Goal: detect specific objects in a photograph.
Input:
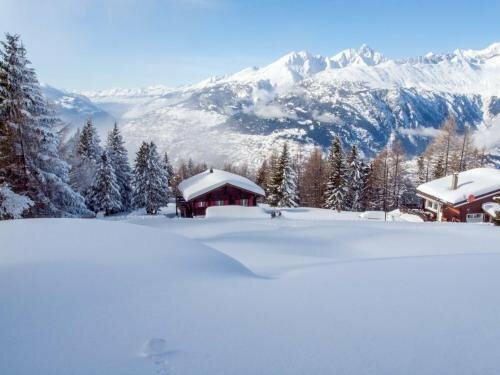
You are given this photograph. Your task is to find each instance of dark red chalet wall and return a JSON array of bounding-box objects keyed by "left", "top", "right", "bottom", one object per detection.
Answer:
[
  {"left": 442, "top": 192, "right": 500, "bottom": 222},
  {"left": 177, "top": 184, "right": 262, "bottom": 217}
]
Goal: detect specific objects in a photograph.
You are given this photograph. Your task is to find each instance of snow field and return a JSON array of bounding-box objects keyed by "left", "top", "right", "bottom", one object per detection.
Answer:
[{"left": 1, "top": 210, "right": 500, "bottom": 374}]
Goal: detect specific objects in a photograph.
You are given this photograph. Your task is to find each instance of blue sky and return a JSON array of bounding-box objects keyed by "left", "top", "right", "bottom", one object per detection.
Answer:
[{"left": 1, "top": 0, "right": 499, "bottom": 90}]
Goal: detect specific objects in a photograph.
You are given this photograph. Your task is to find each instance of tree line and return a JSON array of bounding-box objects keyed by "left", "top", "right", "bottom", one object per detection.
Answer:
[
  {"left": 254, "top": 138, "right": 414, "bottom": 212},
  {"left": 253, "top": 116, "right": 490, "bottom": 211},
  {"left": 60, "top": 119, "right": 173, "bottom": 216},
  {"left": 0, "top": 33, "right": 173, "bottom": 219}
]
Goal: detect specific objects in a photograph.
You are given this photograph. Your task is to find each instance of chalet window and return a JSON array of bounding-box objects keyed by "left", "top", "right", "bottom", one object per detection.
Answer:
[
  {"left": 426, "top": 200, "right": 432, "bottom": 208},
  {"left": 214, "top": 200, "right": 225, "bottom": 206},
  {"left": 466, "top": 213, "right": 483, "bottom": 223},
  {"left": 196, "top": 201, "right": 207, "bottom": 208},
  {"left": 240, "top": 199, "right": 248, "bottom": 206}
]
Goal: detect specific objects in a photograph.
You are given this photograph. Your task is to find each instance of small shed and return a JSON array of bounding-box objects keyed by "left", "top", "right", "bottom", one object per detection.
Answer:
[
  {"left": 176, "top": 168, "right": 265, "bottom": 217},
  {"left": 416, "top": 168, "right": 500, "bottom": 223}
]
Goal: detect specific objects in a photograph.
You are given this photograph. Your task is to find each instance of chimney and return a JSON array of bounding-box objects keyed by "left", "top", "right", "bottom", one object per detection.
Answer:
[
  {"left": 451, "top": 172, "right": 459, "bottom": 190},
  {"left": 209, "top": 167, "right": 213, "bottom": 173}
]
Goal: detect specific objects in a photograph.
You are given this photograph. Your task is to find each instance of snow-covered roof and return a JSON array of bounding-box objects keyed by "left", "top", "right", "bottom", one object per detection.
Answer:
[
  {"left": 178, "top": 169, "right": 265, "bottom": 201},
  {"left": 482, "top": 202, "right": 500, "bottom": 218},
  {"left": 416, "top": 168, "right": 500, "bottom": 205}
]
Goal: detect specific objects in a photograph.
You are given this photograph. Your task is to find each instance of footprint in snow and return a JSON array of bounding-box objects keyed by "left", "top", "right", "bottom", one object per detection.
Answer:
[{"left": 141, "top": 338, "right": 175, "bottom": 375}]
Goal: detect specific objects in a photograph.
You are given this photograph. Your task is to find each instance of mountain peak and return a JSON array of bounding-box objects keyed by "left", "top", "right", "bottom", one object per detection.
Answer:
[
  {"left": 460, "top": 42, "right": 500, "bottom": 60},
  {"left": 331, "top": 44, "right": 386, "bottom": 67},
  {"left": 274, "top": 50, "right": 321, "bottom": 66}
]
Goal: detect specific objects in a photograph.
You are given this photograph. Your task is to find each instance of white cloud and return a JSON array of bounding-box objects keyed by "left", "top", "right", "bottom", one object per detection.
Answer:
[
  {"left": 245, "top": 86, "right": 297, "bottom": 120},
  {"left": 247, "top": 103, "right": 298, "bottom": 120},
  {"left": 312, "top": 110, "right": 339, "bottom": 123},
  {"left": 473, "top": 116, "right": 500, "bottom": 149},
  {"left": 398, "top": 126, "right": 443, "bottom": 137}
]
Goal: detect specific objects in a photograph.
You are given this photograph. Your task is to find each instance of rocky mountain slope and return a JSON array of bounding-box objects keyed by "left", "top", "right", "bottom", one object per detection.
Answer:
[{"left": 52, "top": 43, "right": 500, "bottom": 166}]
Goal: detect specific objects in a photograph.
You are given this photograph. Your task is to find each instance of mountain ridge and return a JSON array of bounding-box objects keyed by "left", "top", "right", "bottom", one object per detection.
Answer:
[{"left": 44, "top": 42, "right": 500, "bottom": 167}]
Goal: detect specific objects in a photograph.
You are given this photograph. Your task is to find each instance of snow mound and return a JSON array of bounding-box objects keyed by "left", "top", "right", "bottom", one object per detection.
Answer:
[
  {"left": 0, "top": 219, "right": 257, "bottom": 374},
  {"left": 178, "top": 169, "right": 265, "bottom": 201},
  {"left": 359, "top": 209, "right": 424, "bottom": 222},
  {"left": 205, "top": 205, "right": 269, "bottom": 219},
  {"left": 0, "top": 219, "right": 254, "bottom": 275}
]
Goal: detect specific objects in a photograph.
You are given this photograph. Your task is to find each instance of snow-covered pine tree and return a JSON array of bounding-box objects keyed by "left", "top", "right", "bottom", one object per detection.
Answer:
[
  {"left": 144, "top": 142, "right": 169, "bottom": 214},
  {"left": 262, "top": 151, "right": 279, "bottom": 203},
  {"left": 362, "top": 161, "right": 379, "bottom": 210},
  {"left": 0, "top": 33, "right": 91, "bottom": 218},
  {"left": 106, "top": 123, "right": 132, "bottom": 210},
  {"left": 0, "top": 184, "right": 33, "bottom": 219},
  {"left": 357, "top": 160, "right": 369, "bottom": 211},
  {"left": 346, "top": 145, "right": 363, "bottom": 211},
  {"left": 162, "top": 152, "right": 174, "bottom": 186},
  {"left": 132, "top": 142, "right": 169, "bottom": 214},
  {"left": 268, "top": 143, "right": 298, "bottom": 207},
  {"left": 77, "top": 118, "right": 101, "bottom": 162},
  {"left": 132, "top": 142, "right": 149, "bottom": 209},
  {"left": 277, "top": 143, "right": 298, "bottom": 207},
  {"left": 323, "top": 137, "right": 347, "bottom": 211},
  {"left": 70, "top": 118, "right": 102, "bottom": 197},
  {"left": 0, "top": 34, "right": 30, "bottom": 196},
  {"left": 87, "top": 151, "right": 122, "bottom": 215}
]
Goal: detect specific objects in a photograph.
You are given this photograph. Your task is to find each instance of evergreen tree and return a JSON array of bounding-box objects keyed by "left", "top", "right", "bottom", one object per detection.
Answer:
[
  {"left": 106, "top": 123, "right": 132, "bottom": 210},
  {"left": 267, "top": 143, "right": 298, "bottom": 207},
  {"left": 0, "top": 33, "right": 91, "bottom": 217},
  {"left": 132, "top": 141, "right": 169, "bottom": 214},
  {"left": 323, "top": 137, "right": 347, "bottom": 211},
  {"left": 87, "top": 152, "right": 122, "bottom": 215},
  {"left": 70, "top": 118, "right": 102, "bottom": 197},
  {"left": 346, "top": 145, "right": 363, "bottom": 211},
  {"left": 358, "top": 160, "right": 369, "bottom": 211},
  {"left": 132, "top": 142, "right": 149, "bottom": 209},
  {"left": 0, "top": 33, "right": 30, "bottom": 195},
  {"left": 362, "top": 161, "right": 379, "bottom": 210},
  {"left": 77, "top": 118, "right": 101, "bottom": 162},
  {"left": 433, "top": 154, "right": 445, "bottom": 178},
  {"left": 163, "top": 152, "right": 174, "bottom": 186}
]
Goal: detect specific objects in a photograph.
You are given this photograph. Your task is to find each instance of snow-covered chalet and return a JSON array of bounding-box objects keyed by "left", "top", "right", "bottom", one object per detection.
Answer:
[
  {"left": 176, "top": 168, "right": 265, "bottom": 217},
  {"left": 416, "top": 168, "right": 500, "bottom": 223}
]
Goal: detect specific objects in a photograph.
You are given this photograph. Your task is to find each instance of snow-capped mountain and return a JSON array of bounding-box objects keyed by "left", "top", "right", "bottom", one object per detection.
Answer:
[
  {"left": 41, "top": 84, "right": 115, "bottom": 137},
  {"left": 54, "top": 43, "right": 500, "bottom": 167}
]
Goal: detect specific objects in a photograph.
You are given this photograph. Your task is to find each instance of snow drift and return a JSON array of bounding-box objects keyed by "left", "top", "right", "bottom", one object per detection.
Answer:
[{"left": 1, "top": 215, "right": 500, "bottom": 374}]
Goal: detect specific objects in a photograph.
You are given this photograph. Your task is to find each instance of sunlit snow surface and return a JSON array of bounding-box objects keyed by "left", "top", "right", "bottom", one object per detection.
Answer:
[{"left": 1, "top": 207, "right": 500, "bottom": 374}]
